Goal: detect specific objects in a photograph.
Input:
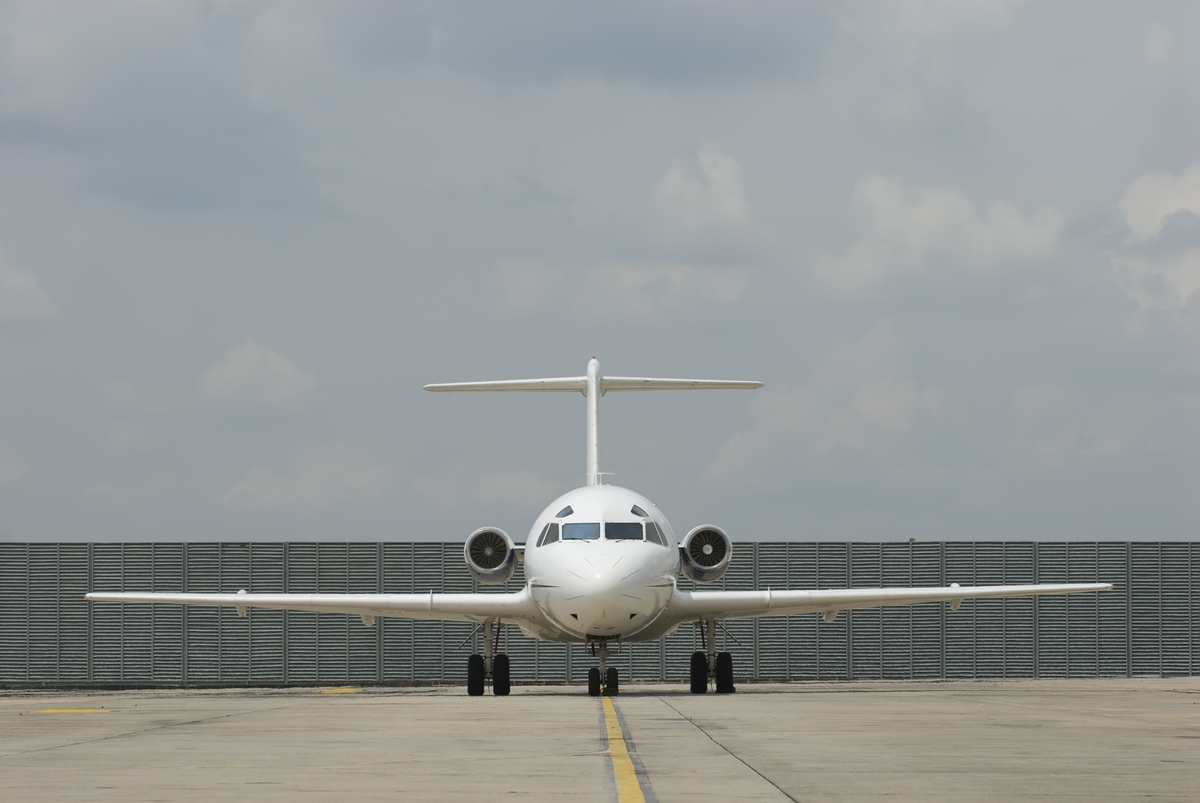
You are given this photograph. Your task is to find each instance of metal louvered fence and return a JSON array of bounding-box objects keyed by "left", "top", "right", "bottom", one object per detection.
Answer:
[{"left": 1, "top": 542, "right": 1196, "bottom": 687}]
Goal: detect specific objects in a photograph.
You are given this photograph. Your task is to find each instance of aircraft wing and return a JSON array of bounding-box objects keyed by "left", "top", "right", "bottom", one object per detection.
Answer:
[
  {"left": 662, "top": 582, "right": 1113, "bottom": 622},
  {"left": 85, "top": 588, "right": 540, "bottom": 625}
]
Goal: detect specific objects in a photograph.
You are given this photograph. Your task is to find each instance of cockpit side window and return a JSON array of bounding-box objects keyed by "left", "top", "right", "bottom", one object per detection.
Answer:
[
  {"left": 605, "top": 522, "right": 643, "bottom": 541},
  {"left": 562, "top": 522, "right": 600, "bottom": 540},
  {"left": 557, "top": 505, "right": 574, "bottom": 517},
  {"left": 538, "top": 522, "right": 560, "bottom": 546},
  {"left": 645, "top": 522, "right": 667, "bottom": 546}
]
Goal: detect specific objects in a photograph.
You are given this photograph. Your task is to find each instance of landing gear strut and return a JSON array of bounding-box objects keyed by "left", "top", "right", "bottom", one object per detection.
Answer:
[
  {"left": 689, "top": 618, "right": 735, "bottom": 694},
  {"left": 587, "top": 638, "right": 619, "bottom": 697},
  {"left": 467, "top": 618, "right": 510, "bottom": 696}
]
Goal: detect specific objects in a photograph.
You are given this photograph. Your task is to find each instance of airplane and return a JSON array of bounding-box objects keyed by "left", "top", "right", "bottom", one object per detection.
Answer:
[{"left": 87, "top": 358, "right": 1112, "bottom": 697}]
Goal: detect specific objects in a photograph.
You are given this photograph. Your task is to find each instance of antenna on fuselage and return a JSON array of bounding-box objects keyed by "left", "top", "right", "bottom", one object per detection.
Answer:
[{"left": 424, "top": 359, "right": 763, "bottom": 486}]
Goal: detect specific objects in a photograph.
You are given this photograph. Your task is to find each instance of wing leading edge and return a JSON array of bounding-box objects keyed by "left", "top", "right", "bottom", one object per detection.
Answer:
[
  {"left": 85, "top": 589, "right": 539, "bottom": 625},
  {"left": 662, "top": 582, "right": 1112, "bottom": 622}
]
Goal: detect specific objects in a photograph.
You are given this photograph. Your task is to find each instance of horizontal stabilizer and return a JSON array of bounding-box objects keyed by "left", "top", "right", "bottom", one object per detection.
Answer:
[
  {"left": 424, "top": 377, "right": 586, "bottom": 392},
  {"left": 424, "top": 376, "right": 762, "bottom": 394},
  {"left": 602, "top": 377, "right": 763, "bottom": 392}
]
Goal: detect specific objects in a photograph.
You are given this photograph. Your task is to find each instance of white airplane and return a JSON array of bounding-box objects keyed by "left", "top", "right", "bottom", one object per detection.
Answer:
[{"left": 88, "top": 359, "right": 1112, "bottom": 697}]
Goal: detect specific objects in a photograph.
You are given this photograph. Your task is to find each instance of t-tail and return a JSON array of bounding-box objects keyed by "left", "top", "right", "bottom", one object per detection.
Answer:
[{"left": 424, "top": 358, "right": 763, "bottom": 485}]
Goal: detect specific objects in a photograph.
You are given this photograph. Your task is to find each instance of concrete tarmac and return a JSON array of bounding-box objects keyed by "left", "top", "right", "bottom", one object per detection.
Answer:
[{"left": 2, "top": 678, "right": 1198, "bottom": 801}]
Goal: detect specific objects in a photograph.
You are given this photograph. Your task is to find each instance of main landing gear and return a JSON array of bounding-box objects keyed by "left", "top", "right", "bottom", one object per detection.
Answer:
[
  {"left": 587, "top": 639, "right": 619, "bottom": 697},
  {"left": 467, "top": 619, "right": 510, "bottom": 696},
  {"left": 689, "top": 617, "right": 735, "bottom": 694}
]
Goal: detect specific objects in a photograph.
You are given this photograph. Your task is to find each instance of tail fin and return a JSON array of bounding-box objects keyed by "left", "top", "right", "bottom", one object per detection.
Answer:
[{"left": 425, "top": 359, "right": 762, "bottom": 485}]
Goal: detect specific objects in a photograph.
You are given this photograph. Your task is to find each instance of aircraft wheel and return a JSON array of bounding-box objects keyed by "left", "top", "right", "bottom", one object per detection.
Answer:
[
  {"left": 467, "top": 654, "right": 485, "bottom": 696},
  {"left": 715, "top": 651, "right": 735, "bottom": 694},
  {"left": 588, "top": 667, "right": 601, "bottom": 697},
  {"left": 689, "top": 651, "right": 708, "bottom": 694},
  {"left": 605, "top": 667, "right": 619, "bottom": 696},
  {"left": 492, "top": 653, "right": 511, "bottom": 696}
]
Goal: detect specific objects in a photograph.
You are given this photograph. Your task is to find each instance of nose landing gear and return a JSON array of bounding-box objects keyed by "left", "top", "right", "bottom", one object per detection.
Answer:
[
  {"left": 467, "top": 618, "right": 510, "bottom": 696},
  {"left": 689, "top": 618, "right": 736, "bottom": 694},
  {"left": 586, "top": 638, "right": 619, "bottom": 697}
]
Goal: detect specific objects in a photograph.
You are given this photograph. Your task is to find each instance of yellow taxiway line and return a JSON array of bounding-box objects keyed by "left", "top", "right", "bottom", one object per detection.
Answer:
[
  {"left": 602, "top": 696, "right": 646, "bottom": 803},
  {"left": 34, "top": 708, "right": 110, "bottom": 714}
]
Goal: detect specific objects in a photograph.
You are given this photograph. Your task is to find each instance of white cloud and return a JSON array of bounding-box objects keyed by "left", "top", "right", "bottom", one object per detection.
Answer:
[
  {"left": 220, "top": 443, "right": 393, "bottom": 511},
  {"left": 818, "top": 176, "right": 1062, "bottom": 294},
  {"left": 708, "top": 322, "right": 941, "bottom": 480},
  {"left": 107, "top": 422, "right": 159, "bottom": 452},
  {"left": 1110, "top": 250, "right": 1200, "bottom": 315},
  {"left": 0, "top": 245, "right": 57, "bottom": 325},
  {"left": 1110, "top": 163, "right": 1200, "bottom": 313},
  {"left": 1118, "top": 164, "right": 1200, "bottom": 241},
  {"left": 576, "top": 262, "right": 748, "bottom": 317},
  {"left": 201, "top": 341, "right": 316, "bottom": 409},
  {"left": 653, "top": 144, "right": 753, "bottom": 243}
]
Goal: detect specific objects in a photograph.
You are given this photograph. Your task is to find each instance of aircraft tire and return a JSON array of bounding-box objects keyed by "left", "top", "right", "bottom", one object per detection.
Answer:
[
  {"left": 689, "top": 651, "right": 708, "bottom": 694},
  {"left": 493, "top": 653, "right": 511, "bottom": 696},
  {"left": 715, "top": 651, "right": 735, "bottom": 694},
  {"left": 467, "top": 654, "right": 486, "bottom": 696},
  {"left": 605, "top": 667, "right": 619, "bottom": 696},
  {"left": 588, "top": 667, "right": 602, "bottom": 697}
]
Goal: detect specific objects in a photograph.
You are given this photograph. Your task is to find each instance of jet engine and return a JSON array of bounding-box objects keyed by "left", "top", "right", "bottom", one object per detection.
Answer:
[
  {"left": 679, "top": 525, "right": 733, "bottom": 583},
  {"left": 464, "top": 527, "right": 516, "bottom": 585}
]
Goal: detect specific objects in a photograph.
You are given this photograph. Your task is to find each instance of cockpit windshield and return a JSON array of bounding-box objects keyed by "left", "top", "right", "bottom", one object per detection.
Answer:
[
  {"left": 537, "top": 522, "right": 560, "bottom": 546},
  {"left": 562, "top": 522, "right": 600, "bottom": 540},
  {"left": 605, "top": 522, "right": 643, "bottom": 540}
]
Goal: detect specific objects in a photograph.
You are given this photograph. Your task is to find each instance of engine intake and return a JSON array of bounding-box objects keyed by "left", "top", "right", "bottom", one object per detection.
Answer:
[
  {"left": 679, "top": 525, "right": 733, "bottom": 583},
  {"left": 464, "top": 527, "right": 516, "bottom": 585}
]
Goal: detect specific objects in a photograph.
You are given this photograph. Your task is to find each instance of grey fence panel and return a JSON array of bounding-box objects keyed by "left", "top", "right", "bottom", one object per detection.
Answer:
[
  {"left": 1193, "top": 544, "right": 1200, "bottom": 677},
  {"left": 944, "top": 542, "right": 976, "bottom": 679},
  {"left": 248, "top": 543, "right": 284, "bottom": 683},
  {"left": 1097, "top": 542, "right": 1130, "bottom": 677},
  {"left": 1036, "top": 543, "right": 1069, "bottom": 678},
  {"left": 90, "top": 543, "right": 126, "bottom": 683},
  {"left": 285, "top": 543, "right": 318, "bottom": 683},
  {"left": 1002, "top": 543, "right": 1034, "bottom": 679},
  {"left": 787, "top": 542, "right": 819, "bottom": 681},
  {"left": 816, "top": 543, "right": 849, "bottom": 680},
  {"left": 1130, "top": 543, "right": 1162, "bottom": 676},
  {"left": 848, "top": 543, "right": 882, "bottom": 680},
  {"left": 757, "top": 543, "right": 790, "bottom": 681},
  {"left": 1, "top": 541, "right": 1197, "bottom": 687},
  {"left": 911, "top": 543, "right": 943, "bottom": 680},
  {"left": 880, "top": 543, "right": 912, "bottom": 680},
  {"left": 381, "top": 542, "right": 415, "bottom": 682},
  {"left": 28, "top": 544, "right": 64, "bottom": 682},
  {"left": 1067, "top": 543, "right": 1100, "bottom": 677},
  {"left": 974, "top": 542, "right": 1006, "bottom": 678},
  {"left": 0, "top": 544, "right": 28, "bottom": 680}
]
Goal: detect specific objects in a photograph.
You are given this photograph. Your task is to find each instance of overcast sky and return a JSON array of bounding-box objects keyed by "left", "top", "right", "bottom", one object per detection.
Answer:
[{"left": 0, "top": 1, "right": 1196, "bottom": 544}]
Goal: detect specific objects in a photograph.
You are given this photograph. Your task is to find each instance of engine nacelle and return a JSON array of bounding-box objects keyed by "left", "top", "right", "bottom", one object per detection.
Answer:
[
  {"left": 464, "top": 527, "right": 516, "bottom": 585},
  {"left": 679, "top": 525, "right": 733, "bottom": 583}
]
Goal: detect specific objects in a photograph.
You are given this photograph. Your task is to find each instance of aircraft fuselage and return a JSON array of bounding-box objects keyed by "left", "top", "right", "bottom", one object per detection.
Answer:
[{"left": 524, "top": 485, "right": 680, "bottom": 642}]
